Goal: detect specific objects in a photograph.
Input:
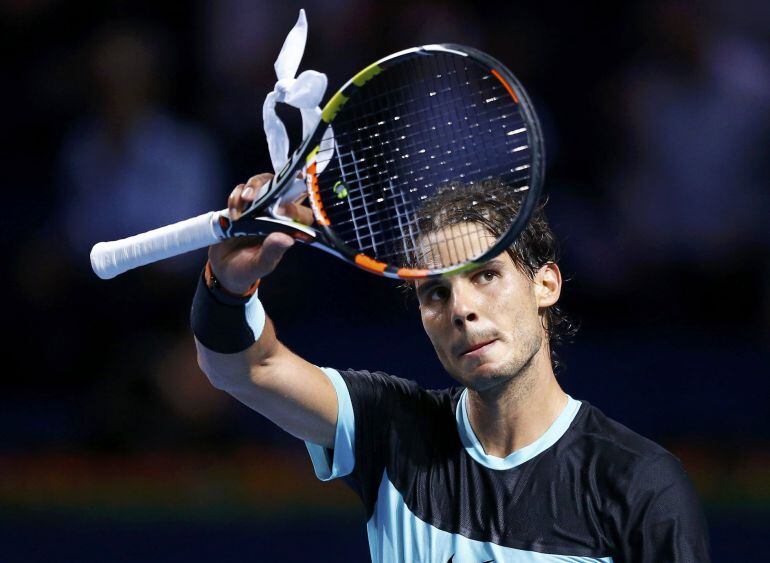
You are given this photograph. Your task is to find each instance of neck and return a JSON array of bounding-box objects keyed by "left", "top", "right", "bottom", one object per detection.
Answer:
[{"left": 465, "top": 344, "right": 567, "bottom": 458}]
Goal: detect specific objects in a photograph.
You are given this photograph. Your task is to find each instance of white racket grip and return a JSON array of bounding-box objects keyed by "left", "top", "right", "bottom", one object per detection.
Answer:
[{"left": 90, "top": 210, "right": 226, "bottom": 279}]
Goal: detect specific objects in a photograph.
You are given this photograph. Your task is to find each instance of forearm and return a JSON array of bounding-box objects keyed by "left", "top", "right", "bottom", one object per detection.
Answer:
[
  {"left": 190, "top": 268, "right": 338, "bottom": 446},
  {"left": 195, "top": 316, "right": 337, "bottom": 446},
  {"left": 195, "top": 314, "right": 280, "bottom": 392}
]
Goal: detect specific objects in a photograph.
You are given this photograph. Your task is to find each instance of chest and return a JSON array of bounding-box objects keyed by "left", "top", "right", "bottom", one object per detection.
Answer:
[{"left": 380, "top": 441, "right": 612, "bottom": 559}]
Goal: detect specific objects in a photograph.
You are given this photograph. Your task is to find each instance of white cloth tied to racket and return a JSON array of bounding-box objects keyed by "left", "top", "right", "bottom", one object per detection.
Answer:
[{"left": 262, "top": 9, "right": 333, "bottom": 204}]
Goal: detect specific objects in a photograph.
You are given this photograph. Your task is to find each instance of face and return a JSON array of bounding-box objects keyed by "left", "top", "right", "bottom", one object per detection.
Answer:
[{"left": 414, "top": 223, "right": 561, "bottom": 392}]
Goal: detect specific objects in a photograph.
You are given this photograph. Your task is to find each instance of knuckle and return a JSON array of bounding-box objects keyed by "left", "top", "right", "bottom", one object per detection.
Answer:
[{"left": 247, "top": 173, "right": 272, "bottom": 187}]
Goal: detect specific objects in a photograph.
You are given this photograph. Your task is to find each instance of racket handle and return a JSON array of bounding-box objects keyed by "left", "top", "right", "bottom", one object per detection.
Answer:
[{"left": 90, "top": 210, "right": 226, "bottom": 279}]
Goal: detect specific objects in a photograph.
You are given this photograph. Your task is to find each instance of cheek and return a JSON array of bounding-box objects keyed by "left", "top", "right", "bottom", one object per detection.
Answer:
[
  {"left": 420, "top": 304, "right": 443, "bottom": 327},
  {"left": 421, "top": 310, "right": 450, "bottom": 352},
  {"left": 420, "top": 309, "right": 433, "bottom": 333},
  {"left": 494, "top": 283, "right": 538, "bottom": 329},
  {"left": 492, "top": 281, "right": 520, "bottom": 309}
]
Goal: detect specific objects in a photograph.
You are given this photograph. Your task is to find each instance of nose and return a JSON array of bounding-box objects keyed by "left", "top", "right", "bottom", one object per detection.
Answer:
[{"left": 450, "top": 284, "right": 479, "bottom": 329}]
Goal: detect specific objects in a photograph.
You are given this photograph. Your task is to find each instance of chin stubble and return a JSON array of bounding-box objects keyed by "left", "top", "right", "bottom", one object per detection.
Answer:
[{"left": 473, "top": 332, "right": 542, "bottom": 392}]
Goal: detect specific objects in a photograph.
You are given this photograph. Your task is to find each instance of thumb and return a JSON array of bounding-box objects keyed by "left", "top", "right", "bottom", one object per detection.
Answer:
[{"left": 255, "top": 232, "right": 295, "bottom": 275}]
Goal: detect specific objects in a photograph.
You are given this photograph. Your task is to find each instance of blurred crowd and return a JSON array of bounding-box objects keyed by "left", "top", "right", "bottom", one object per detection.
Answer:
[
  {"left": 2, "top": 1, "right": 768, "bottom": 559},
  {"left": 2, "top": 0, "right": 769, "bottom": 490}
]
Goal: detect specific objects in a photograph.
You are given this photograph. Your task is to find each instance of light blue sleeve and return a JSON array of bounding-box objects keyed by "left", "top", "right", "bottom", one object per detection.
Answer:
[{"left": 304, "top": 367, "right": 356, "bottom": 481}]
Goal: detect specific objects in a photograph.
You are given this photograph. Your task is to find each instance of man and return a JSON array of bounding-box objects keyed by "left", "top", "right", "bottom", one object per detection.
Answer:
[{"left": 191, "top": 173, "right": 710, "bottom": 562}]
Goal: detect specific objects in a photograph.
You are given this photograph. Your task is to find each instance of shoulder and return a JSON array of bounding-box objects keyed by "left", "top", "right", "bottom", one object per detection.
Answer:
[
  {"left": 571, "top": 401, "right": 678, "bottom": 464},
  {"left": 567, "top": 401, "right": 700, "bottom": 510},
  {"left": 339, "top": 368, "right": 460, "bottom": 401},
  {"left": 337, "top": 368, "right": 462, "bottom": 421}
]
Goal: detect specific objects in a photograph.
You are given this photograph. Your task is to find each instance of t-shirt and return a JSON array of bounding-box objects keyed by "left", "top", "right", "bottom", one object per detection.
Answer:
[{"left": 305, "top": 368, "right": 710, "bottom": 562}]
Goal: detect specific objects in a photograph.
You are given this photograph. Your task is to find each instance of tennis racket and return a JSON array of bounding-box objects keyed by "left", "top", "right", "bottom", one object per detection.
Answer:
[{"left": 90, "top": 44, "right": 544, "bottom": 281}]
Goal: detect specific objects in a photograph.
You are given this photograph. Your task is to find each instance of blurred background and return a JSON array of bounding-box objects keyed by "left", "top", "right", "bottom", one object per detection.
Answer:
[{"left": 2, "top": 0, "right": 768, "bottom": 560}]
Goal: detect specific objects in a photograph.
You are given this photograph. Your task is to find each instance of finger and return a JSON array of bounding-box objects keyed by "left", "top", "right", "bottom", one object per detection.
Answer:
[
  {"left": 244, "top": 173, "right": 274, "bottom": 200},
  {"left": 246, "top": 173, "right": 274, "bottom": 189},
  {"left": 238, "top": 186, "right": 259, "bottom": 216},
  {"left": 255, "top": 232, "right": 295, "bottom": 276},
  {"left": 228, "top": 184, "right": 245, "bottom": 220},
  {"left": 208, "top": 235, "right": 265, "bottom": 272},
  {"left": 228, "top": 184, "right": 244, "bottom": 209},
  {"left": 277, "top": 202, "right": 315, "bottom": 226}
]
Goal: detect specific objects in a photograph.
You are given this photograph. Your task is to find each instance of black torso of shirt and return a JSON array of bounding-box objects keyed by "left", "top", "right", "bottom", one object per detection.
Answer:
[{"left": 338, "top": 369, "right": 710, "bottom": 562}]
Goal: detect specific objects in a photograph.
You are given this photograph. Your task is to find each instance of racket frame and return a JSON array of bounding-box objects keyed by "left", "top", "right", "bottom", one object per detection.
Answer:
[{"left": 225, "top": 43, "right": 544, "bottom": 281}]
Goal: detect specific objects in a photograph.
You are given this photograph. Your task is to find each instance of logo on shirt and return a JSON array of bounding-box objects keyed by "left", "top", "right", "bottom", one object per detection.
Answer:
[{"left": 447, "top": 556, "right": 494, "bottom": 563}]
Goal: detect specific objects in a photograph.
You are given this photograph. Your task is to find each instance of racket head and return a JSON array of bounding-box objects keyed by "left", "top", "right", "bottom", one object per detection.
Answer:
[{"left": 259, "top": 44, "right": 544, "bottom": 280}]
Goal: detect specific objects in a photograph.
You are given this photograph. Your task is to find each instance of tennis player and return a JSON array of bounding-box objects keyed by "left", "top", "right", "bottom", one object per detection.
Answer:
[{"left": 192, "top": 173, "right": 710, "bottom": 562}]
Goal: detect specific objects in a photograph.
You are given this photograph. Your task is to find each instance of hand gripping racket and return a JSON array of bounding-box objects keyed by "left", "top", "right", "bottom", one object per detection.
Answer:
[{"left": 90, "top": 44, "right": 544, "bottom": 281}]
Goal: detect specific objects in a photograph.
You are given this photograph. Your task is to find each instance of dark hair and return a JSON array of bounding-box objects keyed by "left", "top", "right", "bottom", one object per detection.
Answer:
[{"left": 409, "top": 179, "right": 578, "bottom": 372}]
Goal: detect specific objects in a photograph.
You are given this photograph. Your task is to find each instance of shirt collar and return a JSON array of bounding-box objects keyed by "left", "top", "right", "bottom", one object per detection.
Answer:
[{"left": 455, "top": 388, "right": 581, "bottom": 470}]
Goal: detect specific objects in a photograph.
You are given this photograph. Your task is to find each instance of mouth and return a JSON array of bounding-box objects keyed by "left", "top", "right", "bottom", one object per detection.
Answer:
[{"left": 459, "top": 339, "right": 498, "bottom": 357}]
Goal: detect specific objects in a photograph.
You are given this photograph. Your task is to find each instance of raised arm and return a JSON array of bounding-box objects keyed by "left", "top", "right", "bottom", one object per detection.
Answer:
[{"left": 193, "top": 173, "right": 337, "bottom": 448}]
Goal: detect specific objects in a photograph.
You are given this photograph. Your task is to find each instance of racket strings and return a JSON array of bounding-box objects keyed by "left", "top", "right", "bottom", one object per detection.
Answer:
[
  {"left": 315, "top": 51, "right": 533, "bottom": 269},
  {"left": 316, "top": 104, "right": 528, "bottom": 173},
  {"left": 328, "top": 64, "right": 526, "bottom": 177},
  {"left": 317, "top": 104, "right": 530, "bottom": 190},
  {"left": 320, "top": 139, "right": 531, "bottom": 223},
  {"left": 323, "top": 121, "right": 531, "bottom": 224},
  {"left": 336, "top": 178, "right": 525, "bottom": 264},
  {"left": 329, "top": 67, "right": 466, "bottom": 116},
  {"left": 402, "top": 59, "right": 525, "bottom": 265},
  {"left": 322, "top": 177, "right": 528, "bottom": 260},
  {"left": 339, "top": 161, "right": 521, "bottom": 263},
  {"left": 328, "top": 82, "right": 519, "bottom": 139},
  {"left": 410, "top": 180, "right": 522, "bottom": 268}
]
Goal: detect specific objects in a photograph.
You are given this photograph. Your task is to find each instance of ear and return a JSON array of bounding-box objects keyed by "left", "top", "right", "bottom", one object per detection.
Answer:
[{"left": 533, "top": 262, "right": 561, "bottom": 308}]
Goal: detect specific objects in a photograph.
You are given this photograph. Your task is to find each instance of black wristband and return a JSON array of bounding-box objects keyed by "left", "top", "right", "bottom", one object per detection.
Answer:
[{"left": 190, "top": 270, "right": 264, "bottom": 354}]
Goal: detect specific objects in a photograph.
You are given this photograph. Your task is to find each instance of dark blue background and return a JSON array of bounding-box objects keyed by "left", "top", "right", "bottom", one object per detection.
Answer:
[{"left": 2, "top": 0, "right": 768, "bottom": 560}]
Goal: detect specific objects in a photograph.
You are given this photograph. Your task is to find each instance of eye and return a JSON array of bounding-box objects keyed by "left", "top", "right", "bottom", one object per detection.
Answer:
[
  {"left": 475, "top": 269, "right": 499, "bottom": 284},
  {"left": 429, "top": 285, "right": 450, "bottom": 302},
  {"left": 418, "top": 283, "right": 449, "bottom": 304}
]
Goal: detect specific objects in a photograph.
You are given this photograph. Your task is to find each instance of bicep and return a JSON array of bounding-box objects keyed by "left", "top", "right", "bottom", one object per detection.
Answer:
[{"left": 196, "top": 337, "right": 338, "bottom": 448}]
